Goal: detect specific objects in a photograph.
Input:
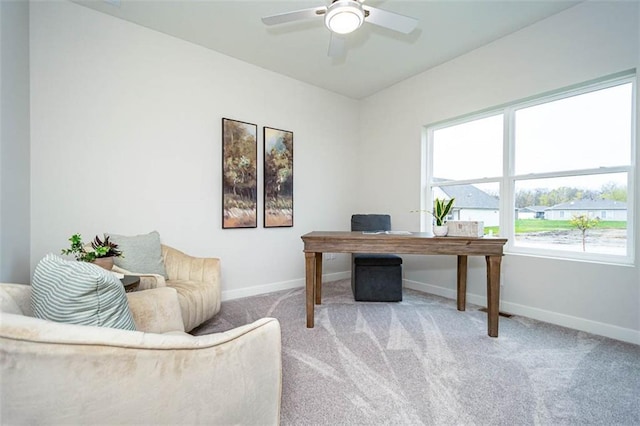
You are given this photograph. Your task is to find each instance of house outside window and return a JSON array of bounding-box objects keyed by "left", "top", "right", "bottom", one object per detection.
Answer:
[{"left": 425, "top": 74, "right": 635, "bottom": 264}]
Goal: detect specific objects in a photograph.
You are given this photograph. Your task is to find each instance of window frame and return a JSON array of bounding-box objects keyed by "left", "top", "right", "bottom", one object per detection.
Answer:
[{"left": 423, "top": 73, "right": 636, "bottom": 265}]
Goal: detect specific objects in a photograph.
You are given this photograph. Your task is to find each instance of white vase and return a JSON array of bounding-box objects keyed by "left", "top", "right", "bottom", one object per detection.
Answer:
[{"left": 433, "top": 224, "right": 448, "bottom": 237}]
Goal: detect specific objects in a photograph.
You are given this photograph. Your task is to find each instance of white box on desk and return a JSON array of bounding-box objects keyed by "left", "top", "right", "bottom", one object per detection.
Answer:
[{"left": 447, "top": 221, "right": 484, "bottom": 237}]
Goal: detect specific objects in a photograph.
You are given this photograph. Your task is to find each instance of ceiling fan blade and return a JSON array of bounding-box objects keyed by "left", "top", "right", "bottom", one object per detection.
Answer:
[
  {"left": 362, "top": 5, "right": 418, "bottom": 34},
  {"left": 262, "top": 6, "right": 326, "bottom": 26},
  {"left": 327, "top": 33, "right": 346, "bottom": 58}
]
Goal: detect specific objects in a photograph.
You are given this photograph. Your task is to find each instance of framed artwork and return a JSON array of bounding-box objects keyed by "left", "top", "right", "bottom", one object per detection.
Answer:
[
  {"left": 263, "top": 126, "right": 294, "bottom": 228},
  {"left": 222, "top": 118, "right": 258, "bottom": 229}
]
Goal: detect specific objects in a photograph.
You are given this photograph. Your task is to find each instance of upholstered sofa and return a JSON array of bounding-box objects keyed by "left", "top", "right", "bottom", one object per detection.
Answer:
[
  {"left": 113, "top": 244, "right": 222, "bottom": 332},
  {"left": 0, "top": 282, "right": 282, "bottom": 425}
]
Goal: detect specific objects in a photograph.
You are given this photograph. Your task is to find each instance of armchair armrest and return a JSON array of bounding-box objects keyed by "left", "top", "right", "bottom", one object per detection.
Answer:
[
  {"left": 0, "top": 314, "right": 282, "bottom": 425},
  {"left": 159, "top": 245, "right": 222, "bottom": 332},
  {"left": 112, "top": 265, "right": 166, "bottom": 290},
  {"left": 126, "top": 287, "right": 185, "bottom": 333},
  {"left": 0, "top": 282, "right": 32, "bottom": 316},
  {"left": 161, "top": 244, "right": 220, "bottom": 284}
]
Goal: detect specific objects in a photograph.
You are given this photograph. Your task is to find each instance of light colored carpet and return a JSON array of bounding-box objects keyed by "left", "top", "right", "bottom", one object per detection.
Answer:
[{"left": 193, "top": 279, "right": 640, "bottom": 425}]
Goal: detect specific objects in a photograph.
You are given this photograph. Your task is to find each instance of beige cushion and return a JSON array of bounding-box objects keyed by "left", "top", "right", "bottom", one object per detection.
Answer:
[{"left": 126, "top": 287, "right": 185, "bottom": 333}]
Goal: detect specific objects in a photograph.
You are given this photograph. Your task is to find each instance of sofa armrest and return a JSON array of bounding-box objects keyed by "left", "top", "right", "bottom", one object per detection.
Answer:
[
  {"left": 0, "top": 315, "right": 282, "bottom": 425},
  {"left": 126, "top": 287, "right": 185, "bottom": 333},
  {"left": 161, "top": 244, "right": 220, "bottom": 285},
  {"left": 157, "top": 245, "right": 222, "bottom": 332},
  {"left": 0, "top": 283, "right": 32, "bottom": 316},
  {"left": 112, "top": 265, "right": 166, "bottom": 290}
]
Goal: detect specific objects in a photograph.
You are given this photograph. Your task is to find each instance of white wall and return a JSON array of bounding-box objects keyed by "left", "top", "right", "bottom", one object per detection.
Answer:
[
  {"left": 359, "top": 1, "right": 640, "bottom": 343},
  {"left": 0, "top": 0, "right": 31, "bottom": 284},
  {"left": 29, "top": 1, "right": 358, "bottom": 298},
  {"left": 23, "top": 0, "right": 640, "bottom": 343}
]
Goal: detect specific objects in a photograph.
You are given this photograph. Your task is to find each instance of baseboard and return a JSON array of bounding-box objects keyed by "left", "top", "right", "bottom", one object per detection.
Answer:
[
  {"left": 222, "top": 271, "right": 350, "bottom": 301},
  {"left": 225, "top": 275, "right": 639, "bottom": 345},
  {"left": 404, "top": 279, "right": 457, "bottom": 300},
  {"left": 403, "top": 279, "right": 640, "bottom": 345}
]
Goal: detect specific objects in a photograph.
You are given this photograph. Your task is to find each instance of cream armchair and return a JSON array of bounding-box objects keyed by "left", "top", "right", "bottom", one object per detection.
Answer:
[
  {"left": 0, "top": 282, "right": 282, "bottom": 425},
  {"left": 114, "top": 244, "right": 221, "bottom": 331}
]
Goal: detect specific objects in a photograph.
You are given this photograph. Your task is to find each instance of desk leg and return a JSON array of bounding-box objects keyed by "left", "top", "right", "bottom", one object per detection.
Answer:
[
  {"left": 305, "top": 252, "right": 316, "bottom": 328},
  {"left": 486, "top": 255, "right": 502, "bottom": 337},
  {"left": 457, "top": 255, "right": 468, "bottom": 311},
  {"left": 315, "top": 252, "right": 323, "bottom": 305}
]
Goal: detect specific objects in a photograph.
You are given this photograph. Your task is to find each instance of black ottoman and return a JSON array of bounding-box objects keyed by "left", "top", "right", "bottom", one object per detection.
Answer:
[{"left": 352, "top": 254, "right": 403, "bottom": 302}]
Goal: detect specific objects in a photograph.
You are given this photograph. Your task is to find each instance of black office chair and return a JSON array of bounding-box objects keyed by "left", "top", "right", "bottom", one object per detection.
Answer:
[{"left": 351, "top": 214, "right": 403, "bottom": 302}]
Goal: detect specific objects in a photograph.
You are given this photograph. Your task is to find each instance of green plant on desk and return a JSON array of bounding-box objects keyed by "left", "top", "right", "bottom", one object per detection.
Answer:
[
  {"left": 429, "top": 197, "right": 455, "bottom": 226},
  {"left": 411, "top": 198, "right": 455, "bottom": 226}
]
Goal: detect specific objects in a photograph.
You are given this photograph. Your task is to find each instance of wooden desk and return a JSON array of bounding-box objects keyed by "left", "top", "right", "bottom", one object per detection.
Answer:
[{"left": 301, "top": 231, "right": 508, "bottom": 337}]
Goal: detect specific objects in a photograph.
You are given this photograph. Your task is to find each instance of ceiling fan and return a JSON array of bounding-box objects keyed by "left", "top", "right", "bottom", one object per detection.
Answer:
[{"left": 261, "top": 0, "right": 418, "bottom": 57}]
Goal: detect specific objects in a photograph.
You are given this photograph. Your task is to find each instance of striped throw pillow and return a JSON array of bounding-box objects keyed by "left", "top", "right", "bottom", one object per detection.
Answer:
[{"left": 31, "top": 254, "right": 135, "bottom": 330}]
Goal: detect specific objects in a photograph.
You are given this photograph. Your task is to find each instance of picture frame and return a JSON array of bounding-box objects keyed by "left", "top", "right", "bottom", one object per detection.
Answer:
[
  {"left": 263, "top": 126, "right": 294, "bottom": 228},
  {"left": 222, "top": 118, "right": 258, "bottom": 229}
]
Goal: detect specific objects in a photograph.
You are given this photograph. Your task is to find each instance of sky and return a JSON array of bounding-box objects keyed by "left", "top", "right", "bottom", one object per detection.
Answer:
[{"left": 432, "top": 82, "right": 633, "bottom": 192}]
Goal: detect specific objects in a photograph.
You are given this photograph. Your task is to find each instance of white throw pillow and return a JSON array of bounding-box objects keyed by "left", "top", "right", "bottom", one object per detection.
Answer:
[
  {"left": 107, "top": 231, "right": 168, "bottom": 279},
  {"left": 31, "top": 254, "right": 135, "bottom": 330}
]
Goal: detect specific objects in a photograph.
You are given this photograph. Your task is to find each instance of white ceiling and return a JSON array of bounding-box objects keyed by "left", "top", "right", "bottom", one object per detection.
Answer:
[{"left": 74, "top": 0, "right": 581, "bottom": 99}]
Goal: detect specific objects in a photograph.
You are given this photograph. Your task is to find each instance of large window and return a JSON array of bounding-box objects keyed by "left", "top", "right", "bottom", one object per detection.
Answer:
[{"left": 425, "top": 75, "right": 635, "bottom": 264}]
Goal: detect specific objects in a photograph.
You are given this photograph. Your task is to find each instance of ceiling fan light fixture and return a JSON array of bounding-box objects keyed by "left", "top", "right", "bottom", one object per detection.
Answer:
[{"left": 324, "top": 0, "right": 364, "bottom": 35}]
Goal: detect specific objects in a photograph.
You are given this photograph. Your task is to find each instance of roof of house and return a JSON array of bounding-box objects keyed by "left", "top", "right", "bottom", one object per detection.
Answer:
[
  {"left": 546, "top": 199, "right": 627, "bottom": 211},
  {"left": 439, "top": 184, "right": 499, "bottom": 210},
  {"left": 435, "top": 181, "right": 626, "bottom": 212},
  {"left": 519, "top": 205, "right": 548, "bottom": 213}
]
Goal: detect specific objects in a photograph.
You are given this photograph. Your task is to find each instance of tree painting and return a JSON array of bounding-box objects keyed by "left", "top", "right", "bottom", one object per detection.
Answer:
[
  {"left": 264, "top": 127, "right": 293, "bottom": 227},
  {"left": 222, "top": 118, "right": 257, "bottom": 228}
]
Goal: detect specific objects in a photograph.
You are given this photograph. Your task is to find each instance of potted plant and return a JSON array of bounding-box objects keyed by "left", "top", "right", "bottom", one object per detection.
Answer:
[
  {"left": 430, "top": 197, "right": 455, "bottom": 236},
  {"left": 61, "top": 233, "right": 123, "bottom": 270}
]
